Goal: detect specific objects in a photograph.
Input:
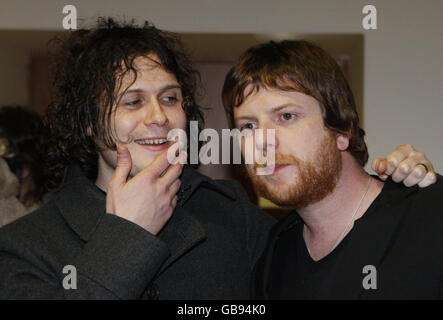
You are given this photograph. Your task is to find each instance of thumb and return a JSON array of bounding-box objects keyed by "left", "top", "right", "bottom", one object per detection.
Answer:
[
  {"left": 372, "top": 158, "right": 388, "bottom": 180},
  {"left": 113, "top": 146, "right": 132, "bottom": 186}
]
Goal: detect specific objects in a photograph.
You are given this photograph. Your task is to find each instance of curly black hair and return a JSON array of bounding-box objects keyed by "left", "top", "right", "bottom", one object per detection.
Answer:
[
  {"left": 45, "top": 17, "right": 204, "bottom": 190},
  {"left": 0, "top": 105, "right": 48, "bottom": 202}
]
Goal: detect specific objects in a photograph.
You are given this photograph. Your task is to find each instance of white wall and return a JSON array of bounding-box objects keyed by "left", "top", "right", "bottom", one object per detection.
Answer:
[{"left": 0, "top": 0, "right": 442, "bottom": 172}]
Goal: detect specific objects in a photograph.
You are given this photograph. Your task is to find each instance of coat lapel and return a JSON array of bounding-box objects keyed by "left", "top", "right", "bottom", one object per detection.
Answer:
[
  {"left": 54, "top": 164, "right": 234, "bottom": 276},
  {"left": 155, "top": 166, "right": 235, "bottom": 274},
  {"left": 156, "top": 205, "right": 206, "bottom": 274},
  {"left": 54, "top": 165, "right": 106, "bottom": 242}
]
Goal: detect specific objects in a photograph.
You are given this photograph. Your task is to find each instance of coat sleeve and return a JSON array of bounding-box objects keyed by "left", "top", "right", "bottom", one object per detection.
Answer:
[
  {"left": 0, "top": 214, "right": 170, "bottom": 299},
  {"left": 229, "top": 181, "right": 276, "bottom": 270}
]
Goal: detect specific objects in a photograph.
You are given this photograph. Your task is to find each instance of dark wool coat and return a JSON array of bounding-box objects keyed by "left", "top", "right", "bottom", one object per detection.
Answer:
[{"left": 0, "top": 165, "right": 275, "bottom": 299}]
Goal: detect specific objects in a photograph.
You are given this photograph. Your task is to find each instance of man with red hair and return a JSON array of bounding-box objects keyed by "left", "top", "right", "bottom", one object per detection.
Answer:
[{"left": 223, "top": 40, "right": 441, "bottom": 299}]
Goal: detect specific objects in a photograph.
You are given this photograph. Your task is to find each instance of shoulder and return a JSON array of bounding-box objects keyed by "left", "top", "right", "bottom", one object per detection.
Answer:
[
  {"left": 183, "top": 169, "right": 275, "bottom": 229},
  {"left": 377, "top": 175, "right": 443, "bottom": 205},
  {"left": 416, "top": 175, "right": 443, "bottom": 200},
  {"left": 212, "top": 178, "right": 250, "bottom": 200},
  {"left": 0, "top": 200, "right": 60, "bottom": 236},
  {"left": 0, "top": 198, "right": 78, "bottom": 260},
  {"left": 371, "top": 177, "right": 443, "bottom": 239},
  {"left": 406, "top": 178, "right": 443, "bottom": 221},
  {"left": 182, "top": 166, "right": 247, "bottom": 204},
  {"left": 0, "top": 197, "right": 28, "bottom": 228},
  {"left": 215, "top": 178, "right": 276, "bottom": 226},
  {"left": 393, "top": 177, "right": 443, "bottom": 208}
]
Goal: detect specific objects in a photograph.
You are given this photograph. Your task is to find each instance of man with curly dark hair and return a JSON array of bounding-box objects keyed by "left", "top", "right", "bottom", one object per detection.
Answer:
[
  {"left": 0, "top": 18, "right": 435, "bottom": 300},
  {"left": 0, "top": 18, "right": 275, "bottom": 299}
]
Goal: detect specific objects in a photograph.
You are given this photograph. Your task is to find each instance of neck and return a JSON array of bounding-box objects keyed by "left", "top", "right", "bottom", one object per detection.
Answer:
[{"left": 299, "top": 153, "right": 383, "bottom": 261}]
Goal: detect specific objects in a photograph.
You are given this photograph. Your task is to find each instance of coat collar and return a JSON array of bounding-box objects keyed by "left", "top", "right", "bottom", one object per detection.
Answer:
[
  {"left": 54, "top": 164, "right": 236, "bottom": 274},
  {"left": 53, "top": 165, "right": 106, "bottom": 242},
  {"left": 176, "top": 165, "right": 236, "bottom": 207},
  {"left": 258, "top": 177, "right": 420, "bottom": 299}
]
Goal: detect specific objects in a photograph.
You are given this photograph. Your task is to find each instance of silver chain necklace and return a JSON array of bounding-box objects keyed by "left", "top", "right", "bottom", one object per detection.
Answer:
[{"left": 304, "top": 176, "right": 372, "bottom": 259}]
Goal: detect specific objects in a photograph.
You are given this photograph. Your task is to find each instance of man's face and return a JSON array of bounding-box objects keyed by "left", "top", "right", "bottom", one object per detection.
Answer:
[
  {"left": 234, "top": 87, "right": 342, "bottom": 208},
  {"left": 97, "top": 55, "right": 186, "bottom": 182}
]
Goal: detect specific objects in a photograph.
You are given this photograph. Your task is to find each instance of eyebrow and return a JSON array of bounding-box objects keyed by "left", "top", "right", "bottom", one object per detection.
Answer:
[
  {"left": 235, "top": 103, "right": 303, "bottom": 122},
  {"left": 234, "top": 116, "right": 256, "bottom": 123},
  {"left": 270, "top": 103, "right": 303, "bottom": 112},
  {"left": 122, "top": 84, "right": 182, "bottom": 96}
]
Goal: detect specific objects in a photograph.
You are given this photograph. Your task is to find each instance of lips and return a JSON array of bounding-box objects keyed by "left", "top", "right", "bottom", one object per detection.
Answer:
[
  {"left": 135, "top": 138, "right": 168, "bottom": 145},
  {"left": 255, "top": 163, "right": 292, "bottom": 175},
  {"left": 134, "top": 137, "right": 171, "bottom": 151},
  {"left": 271, "top": 164, "right": 291, "bottom": 174}
]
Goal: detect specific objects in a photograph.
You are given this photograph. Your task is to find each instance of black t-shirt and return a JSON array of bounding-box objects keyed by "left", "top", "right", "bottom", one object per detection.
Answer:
[
  {"left": 257, "top": 177, "right": 443, "bottom": 299},
  {"left": 268, "top": 221, "right": 355, "bottom": 299},
  {"left": 97, "top": 186, "right": 106, "bottom": 195},
  {"left": 267, "top": 185, "right": 387, "bottom": 300}
]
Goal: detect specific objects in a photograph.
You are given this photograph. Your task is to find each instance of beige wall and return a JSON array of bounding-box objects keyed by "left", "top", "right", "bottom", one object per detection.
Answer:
[
  {"left": 194, "top": 62, "right": 234, "bottom": 180},
  {"left": 0, "top": 45, "right": 29, "bottom": 107},
  {"left": 0, "top": 0, "right": 442, "bottom": 172}
]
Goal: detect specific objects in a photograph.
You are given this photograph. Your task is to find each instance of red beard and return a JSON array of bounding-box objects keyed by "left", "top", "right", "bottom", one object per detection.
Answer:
[{"left": 247, "top": 132, "right": 342, "bottom": 208}]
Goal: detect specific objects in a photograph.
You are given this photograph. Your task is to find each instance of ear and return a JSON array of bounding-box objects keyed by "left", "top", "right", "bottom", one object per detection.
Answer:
[
  {"left": 86, "top": 126, "right": 93, "bottom": 137},
  {"left": 336, "top": 134, "right": 349, "bottom": 151}
]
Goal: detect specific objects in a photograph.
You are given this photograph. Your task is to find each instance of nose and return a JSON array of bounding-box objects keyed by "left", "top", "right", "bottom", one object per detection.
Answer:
[
  {"left": 255, "top": 123, "right": 277, "bottom": 156},
  {"left": 143, "top": 100, "right": 168, "bottom": 127}
]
